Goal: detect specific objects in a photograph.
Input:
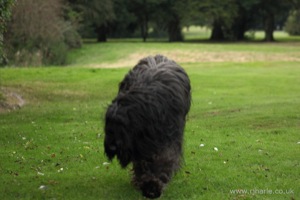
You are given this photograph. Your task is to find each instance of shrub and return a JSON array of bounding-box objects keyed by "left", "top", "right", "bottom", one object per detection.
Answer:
[
  {"left": 43, "top": 42, "right": 68, "bottom": 66},
  {"left": 13, "top": 49, "right": 43, "bottom": 67},
  {"left": 4, "top": 0, "right": 81, "bottom": 66},
  {"left": 64, "top": 25, "right": 82, "bottom": 49},
  {"left": 0, "top": 0, "right": 15, "bottom": 66},
  {"left": 284, "top": 10, "right": 300, "bottom": 36}
]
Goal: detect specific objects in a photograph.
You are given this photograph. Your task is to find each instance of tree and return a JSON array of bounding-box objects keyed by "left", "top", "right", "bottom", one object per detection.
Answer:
[
  {"left": 187, "top": 0, "right": 294, "bottom": 41},
  {"left": 189, "top": 0, "right": 238, "bottom": 41},
  {"left": 229, "top": 0, "right": 260, "bottom": 40},
  {"left": 79, "top": 0, "right": 115, "bottom": 42},
  {"left": 256, "top": 0, "right": 291, "bottom": 41},
  {"left": 110, "top": 0, "right": 137, "bottom": 38},
  {"left": 127, "top": 0, "right": 161, "bottom": 42},
  {"left": 126, "top": 0, "right": 184, "bottom": 42},
  {"left": 151, "top": 0, "right": 185, "bottom": 42}
]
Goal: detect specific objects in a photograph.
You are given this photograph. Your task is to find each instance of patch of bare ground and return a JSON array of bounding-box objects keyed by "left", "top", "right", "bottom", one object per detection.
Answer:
[
  {"left": 0, "top": 87, "right": 26, "bottom": 113},
  {"left": 88, "top": 50, "right": 300, "bottom": 68}
]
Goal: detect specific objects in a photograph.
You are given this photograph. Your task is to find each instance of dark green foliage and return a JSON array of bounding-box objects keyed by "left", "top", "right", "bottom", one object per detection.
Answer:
[
  {"left": 178, "top": 0, "right": 295, "bottom": 41},
  {"left": 158, "top": 0, "right": 185, "bottom": 42},
  {"left": 69, "top": 0, "right": 299, "bottom": 42},
  {"left": 187, "top": 0, "right": 239, "bottom": 41},
  {"left": 226, "top": 0, "right": 260, "bottom": 40},
  {"left": 109, "top": 0, "right": 137, "bottom": 38},
  {"left": 126, "top": 0, "right": 160, "bottom": 42},
  {"left": 77, "top": 0, "right": 115, "bottom": 42}
]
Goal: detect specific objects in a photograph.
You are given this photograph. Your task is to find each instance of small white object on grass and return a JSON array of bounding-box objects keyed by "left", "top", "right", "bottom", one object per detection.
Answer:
[
  {"left": 199, "top": 144, "right": 205, "bottom": 147},
  {"left": 37, "top": 172, "right": 44, "bottom": 176},
  {"left": 103, "top": 162, "right": 110, "bottom": 166},
  {"left": 39, "top": 185, "right": 47, "bottom": 190},
  {"left": 214, "top": 147, "right": 218, "bottom": 151}
]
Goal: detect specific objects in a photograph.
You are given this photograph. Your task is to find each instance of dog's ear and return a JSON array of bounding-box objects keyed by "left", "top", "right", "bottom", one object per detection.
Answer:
[
  {"left": 104, "top": 103, "right": 133, "bottom": 168},
  {"left": 104, "top": 104, "right": 119, "bottom": 161},
  {"left": 104, "top": 132, "right": 117, "bottom": 161},
  {"left": 104, "top": 123, "right": 132, "bottom": 168},
  {"left": 117, "top": 137, "right": 132, "bottom": 168}
]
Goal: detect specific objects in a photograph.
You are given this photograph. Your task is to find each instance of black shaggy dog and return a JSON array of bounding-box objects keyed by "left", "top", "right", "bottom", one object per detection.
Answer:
[{"left": 104, "top": 55, "right": 191, "bottom": 198}]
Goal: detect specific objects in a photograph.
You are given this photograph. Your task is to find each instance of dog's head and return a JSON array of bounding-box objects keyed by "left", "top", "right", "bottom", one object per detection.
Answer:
[{"left": 140, "top": 180, "right": 163, "bottom": 199}]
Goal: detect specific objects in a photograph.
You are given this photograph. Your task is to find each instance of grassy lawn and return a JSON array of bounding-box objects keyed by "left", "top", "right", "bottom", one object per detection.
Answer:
[{"left": 1, "top": 38, "right": 300, "bottom": 199}]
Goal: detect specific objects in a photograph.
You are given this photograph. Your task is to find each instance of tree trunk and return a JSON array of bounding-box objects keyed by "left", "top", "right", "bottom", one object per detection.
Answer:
[
  {"left": 210, "top": 20, "right": 225, "bottom": 41},
  {"left": 264, "top": 12, "right": 275, "bottom": 41},
  {"left": 141, "top": 21, "right": 148, "bottom": 42},
  {"left": 233, "top": 13, "right": 247, "bottom": 40},
  {"left": 96, "top": 25, "right": 107, "bottom": 42},
  {"left": 168, "top": 15, "right": 183, "bottom": 42}
]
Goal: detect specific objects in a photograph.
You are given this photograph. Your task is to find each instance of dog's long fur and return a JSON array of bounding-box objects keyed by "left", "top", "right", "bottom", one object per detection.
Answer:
[{"left": 104, "top": 55, "right": 191, "bottom": 198}]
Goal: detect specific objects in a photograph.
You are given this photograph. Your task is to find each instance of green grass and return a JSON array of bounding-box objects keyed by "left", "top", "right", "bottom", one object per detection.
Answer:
[
  {"left": 1, "top": 40, "right": 300, "bottom": 199},
  {"left": 67, "top": 39, "right": 300, "bottom": 68}
]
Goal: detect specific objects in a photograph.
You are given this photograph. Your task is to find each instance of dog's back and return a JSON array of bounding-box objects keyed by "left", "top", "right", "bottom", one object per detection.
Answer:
[{"left": 119, "top": 55, "right": 191, "bottom": 114}]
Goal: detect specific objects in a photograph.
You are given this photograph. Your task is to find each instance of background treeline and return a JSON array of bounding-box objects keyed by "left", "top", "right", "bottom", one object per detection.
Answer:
[{"left": 1, "top": 0, "right": 300, "bottom": 66}]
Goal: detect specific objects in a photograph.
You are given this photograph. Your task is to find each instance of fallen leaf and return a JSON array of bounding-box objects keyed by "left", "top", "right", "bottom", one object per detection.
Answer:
[{"left": 48, "top": 180, "right": 59, "bottom": 185}]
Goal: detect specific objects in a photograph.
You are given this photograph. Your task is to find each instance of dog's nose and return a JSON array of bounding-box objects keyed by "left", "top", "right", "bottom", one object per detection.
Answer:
[
  {"left": 144, "top": 191, "right": 161, "bottom": 199},
  {"left": 147, "top": 192, "right": 160, "bottom": 199},
  {"left": 141, "top": 181, "right": 162, "bottom": 199}
]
